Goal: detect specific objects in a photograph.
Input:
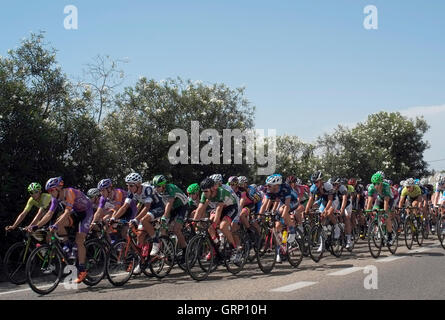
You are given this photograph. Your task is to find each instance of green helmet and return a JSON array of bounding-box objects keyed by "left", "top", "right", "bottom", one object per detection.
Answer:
[
  {"left": 152, "top": 175, "right": 167, "bottom": 187},
  {"left": 187, "top": 183, "right": 200, "bottom": 194},
  {"left": 28, "top": 182, "right": 42, "bottom": 193},
  {"left": 371, "top": 172, "right": 384, "bottom": 185}
]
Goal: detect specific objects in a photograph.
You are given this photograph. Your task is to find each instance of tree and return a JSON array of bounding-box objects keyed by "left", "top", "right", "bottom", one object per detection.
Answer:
[
  {"left": 317, "top": 111, "right": 431, "bottom": 182},
  {"left": 102, "top": 77, "right": 256, "bottom": 188},
  {"left": 79, "top": 55, "right": 127, "bottom": 124}
]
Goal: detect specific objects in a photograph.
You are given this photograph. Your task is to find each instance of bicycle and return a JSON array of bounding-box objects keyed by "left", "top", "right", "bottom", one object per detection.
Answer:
[
  {"left": 105, "top": 219, "right": 175, "bottom": 286},
  {"left": 3, "top": 227, "right": 46, "bottom": 285},
  {"left": 366, "top": 209, "right": 398, "bottom": 258},
  {"left": 25, "top": 227, "right": 107, "bottom": 295},
  {"left": 274, "top": 216, "right": 304, "bottom": 268},
  {"left": 254, "top": 212, "right": 279, "bottom": 274},
  {"left": 435, "top": 206, "right": 445, "bottom": 250},
  {"left": 402, "top": 206, "right": 424, "bottom": 249}
]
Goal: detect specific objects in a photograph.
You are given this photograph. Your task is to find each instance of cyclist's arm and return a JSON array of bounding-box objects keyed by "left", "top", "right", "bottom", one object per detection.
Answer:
[
  {"left": 281, "top": 197, "right": 291, "bottom": 216},
  {"left": 213, "top": 203, "right": 224, "bottom": 225},
  {"left": 384, "top": 196, "right": 390, "bottom": 213},
  {"left": 305, "top": 196, "right": 315, "bottom": 214},
  {"left": 366, "top": 196, "right": 374, "bottom": 211},
  {"left": 113, "top": 201, "right": 130, "bottom": 220},
  {"left": 324, "top": 194, "right": 334, "bottom": 212},
  {"left": 194, "top": 201, "right": 208, "bottom": 220},
  {"left": 340, "top": 194, "right": 347, "bottom": 214},
  {"left": 259, "top": 198, "right": 271, "bottom": 215},
  {"left": 239, "top": 197, "right": 246, "bottom": 209},
  {"left": 398, "top": 195, "right": 406, "bottom": 208},
  {"left": 163, "top": 198, "right": 174, "bottom": 219},
  {"left": 137, "top": 202, "right": 151, "bottom": 220}
]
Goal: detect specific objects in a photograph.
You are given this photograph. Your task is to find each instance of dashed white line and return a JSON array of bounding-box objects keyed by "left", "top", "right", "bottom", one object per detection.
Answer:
[
  {"left": 270, "top": 281, "right": 318, "bottom": 292},
  {"left": 376, "top": 256, "right": 406, "bottom": 263},
  {"left": 327, "top": 267, "right": 364, "bottom": 276}
]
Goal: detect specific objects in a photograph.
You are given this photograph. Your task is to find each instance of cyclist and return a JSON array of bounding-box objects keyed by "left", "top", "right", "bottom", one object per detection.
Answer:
[
  {"left": 186, "top": 183, "right": 201, "bottom": 218},
  {"left": 305, "top": 171, "right": 339, "bottom": 251},
  {"left": 366, "top": 172, "right": 395, "bottom": 244},
  {"left": 35, "top": 177, "right": 94, "bottom": 284},
  {"left": 331, "top": 177, "right": 353, "bottom": 248},
  {"left": 152, "top": 174, "right": 189, "bottom": 262},
  {"left": 115, "top": 172, "right": 165, "bottom": 274},
  {"left": 194, "top": 177, "right": 242, "bottom": 264},
  {"left": 286, "top": 175, "right": 308, "bottom": 235},
  {"left": 258, "top": 174, "right": 299, "bottom": 263},
  {"left": 239, "top": 184, "right": 262, "bottom": 235},
  {"left": 5, "top": 183, "right": 52, "bottom": 232},
  {"left": 238, "top": 176, "right": 249, "bottom": 193}
]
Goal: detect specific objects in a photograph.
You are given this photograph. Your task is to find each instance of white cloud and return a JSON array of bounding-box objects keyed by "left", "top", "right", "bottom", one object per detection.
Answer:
[{"left": 399, "top": 104, "right": 445, "bottom": 118}]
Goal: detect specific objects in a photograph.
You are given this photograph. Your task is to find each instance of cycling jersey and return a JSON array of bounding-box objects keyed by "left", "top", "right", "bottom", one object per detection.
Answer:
[
  {"left": 200, "top": 187, "right": 237, "bottom": 207},
  {"left": 125, "top": 184, "right": 163, "bottom": 208},
  {"left": 158, "top": 184, "right": 188, "bottom": 209},
  {"left": 310, "top": 182, "right": 334, "bottom": 203},
  {"left": 23, "top": 193, "right": 52, "bottom": 213},
  {"left": 98, "top": 188, "right": 127, "bottom": 211},
  {"left": 435, "top": 182, "right": 445, "bottom": 193},
  {"left": 294, "top": 184, "right": 310, "bottom": 203},
  {"left": 367, "top": 182, "right": 394, "bottom": 200},
  {"left": 265, "top": 183, "right": 299, "bottom": 203},
  {"left": 48, "top": 188, "right": 93, "bottom": 234},
  {"left": 401, "top": 185, "right": 422, "bottom": 199},
  {"left": 188, "top": 196, "right": 200, "bottom": 210}
]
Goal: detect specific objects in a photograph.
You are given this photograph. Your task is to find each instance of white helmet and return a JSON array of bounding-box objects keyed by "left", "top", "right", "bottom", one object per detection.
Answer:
[
  {"left": 266, "top": 174, "right": 282, "bottom": 185},
  {"left": 125, "top": 172, "right": 142, "bottom": 184},
  {"left": 238, "top": 176, "right": 248, "bottom": 184},
  {"left": 405, "top": 178, "right": 415, "bottom": 187},
  {"left": 210, "top": 174, "right": 223, "bottom": 184}
]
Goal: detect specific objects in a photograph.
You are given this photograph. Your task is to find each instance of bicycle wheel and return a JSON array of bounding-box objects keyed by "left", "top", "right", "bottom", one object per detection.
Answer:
[
  {"left": 387, "top": 219, "right": 398, "bottom": 255},
  {"left": 416, "top": 218, "right": 424, "bottom": 247},
  {"left": 309, "top": 225, "right": 324, "bottom": 262},
  {"left": 223, "top": 233, "right": 250, "bottom": 275},
  {"left": 105, "top": 240, "right": 135, "bottom": 286},
  {"left": 256, "top": 226, "right": 277, "bottom": 274},
  {"left": 329, "top": 226, "right": 345, "bottom": 258},
  {"left": 83, "top": 239, "right": 107, "bottom": 286},
  {"left": 26, "top": 244, "right": 63, "bottom": 295},
  {"left": 186, "top": 235, "right": 214, "bottom": 281},
  {"left": 3, "top": 241, "right": 29, "bottom": 285},
  {"left": 287, "top": 229, "right": 303, "bottom": 268},
  {"left": 148, "top": 236, "right": 175, "bottom": 278},
  {"left": 438, "top": 216, "right": 445, "bottom": 250},
  {"left": 367, "top": 221, "right": 382, "bottom": 258},
  {"left": 423, "top": 217, "right": 430, "bottom": 239},
  {"left": 404, "top": 218, "right": 414, "bottom": 250}
]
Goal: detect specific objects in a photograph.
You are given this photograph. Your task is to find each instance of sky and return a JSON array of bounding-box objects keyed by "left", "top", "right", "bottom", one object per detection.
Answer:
[{"left": 1, "top": 0, "right": 444, "bottom": 171}]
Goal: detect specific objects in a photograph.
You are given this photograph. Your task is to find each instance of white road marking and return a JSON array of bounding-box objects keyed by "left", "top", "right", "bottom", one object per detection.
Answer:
[
  {"left": 0, "top": 287, "right": 33, "bottom": 296},
  {"left": 270, "top": 281, "right": 318, "bottom": 292},
  {"left": 376, "top": 256, "right": 406, "bottom": 263},
  {"left": 327, "top": 267, "right": 364, "bottom": 276}
]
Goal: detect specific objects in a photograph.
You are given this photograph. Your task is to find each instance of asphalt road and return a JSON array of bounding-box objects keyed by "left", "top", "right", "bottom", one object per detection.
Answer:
[{"left": 1, "top": 236, "right": 444, "bottom": 300}]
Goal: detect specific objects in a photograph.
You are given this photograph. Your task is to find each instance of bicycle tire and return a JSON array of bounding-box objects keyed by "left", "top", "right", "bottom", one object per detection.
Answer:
[
  {"left": 148, "top": 236, "right": 175, "bottom": 278},
  {"left": 309, "top": 225, "right": 324, "bottom": 263},
  {"left": 105, "top": 240, "right": 135, "bottom": 286},
  {"left": 287, "top": 229, "right": 304, "bottom": 268},
  {"left": 256, "top": 226, "right": 277, "bottom": 274},
  {"left": 404, "top": 217, "right": 414, "bottom": 250},
  {"left": 185, "top": 235, "right": 214, "bottom": 281},
  {"left": 367, "top": 221, "right": 382, "bottom": 258},
  {"left": 26, "top": 244, "right": 63, "bottom": 295},
  {"left": 83, "top": 239, "right": 107, "bottom": 286},
  {"left": 3, "top": 241, "right": 28, "bottom": 285}
]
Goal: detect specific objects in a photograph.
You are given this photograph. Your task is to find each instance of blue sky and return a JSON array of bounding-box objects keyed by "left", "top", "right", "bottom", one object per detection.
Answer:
[{"left": 1, "top": 0, "right": 444, "bottom": 170}]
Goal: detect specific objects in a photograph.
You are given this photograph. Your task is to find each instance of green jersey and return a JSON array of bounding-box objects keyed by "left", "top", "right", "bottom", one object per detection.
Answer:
[
  {"left": 23, "top": 193, "right": 52, "bottom": 213},
  {"left": 200, "top": 187, "right": 237, "bottom": 208},
  {"left": 368, "top": 182, "right": 393, "bottom": 200},
  {"left": 158, "top": 184, "right": 188, "bottom": 209}
]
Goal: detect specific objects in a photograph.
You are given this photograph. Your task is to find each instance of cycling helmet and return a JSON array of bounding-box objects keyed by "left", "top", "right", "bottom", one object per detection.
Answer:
[
  {"left": 125, "top": 172, "right": 142, "bottom": 184},
  {"left": 210, "top": 174, "right": 223, "bottom": 184},
  {"left": 265, "top": 174, "right": 282, "bottom": 185},
  {"left": 348, "top": 178, "right": 357, "bottom": 185},
  {"left": 200, "top": 177, "right": 215, "bottom": 190},
  {"left": 238, "top": 176, "right": 248, "bottom": 185},
  {"left": 376, "top": 171, "right": 385, "bottom": 178},
  {"left": 310, "top": 171, "right": 323, "bottom": 183},
  {"left": 439, "top": 177, "right": 445, "bottom": 185},
  {"left": 228, "top": 176, "right": 239, "bottom": 185},
  {"left": 97, "top": 178, "right": 112, "bottom": 191},
  {"left": 399, "top": 180, "right": 406, "bottom": 187},
  {"left": 187, "top": 183, "right": 200, "bottom": 194},
  {"left": 87, "top": 188, "right": 100, "bottom": 198},
  {"left": 371, "top": 172, "right": 383, "bottom": 185},
  {"left": 28, "top": 182, "right": 42, "bottom": 194},
  {"left": 414, "top": 178, "right": 420, "bottom": 185},
  {"left": 405, "top": 178, "right": 415, "bottom": 187},
  {"left": 295, "top": 178, "right": 302, "bottom": 185},
  {"left": 45, "top": 177, "right": 63, "bottom": 191},
  {"left": 286, "top": 175, "right": 296, "bottom": 184},
  {"left": 340, "top": 178, "right": 348, "bottom": 185},
  {"left": 329, "top": 177, "right": 341, "bottom": 185},
  {"left": 153, "top": 174, "right": 167, "bottom": 187},
  {"left": 420, "top": 178, "right": 428, "bottom": 186}
]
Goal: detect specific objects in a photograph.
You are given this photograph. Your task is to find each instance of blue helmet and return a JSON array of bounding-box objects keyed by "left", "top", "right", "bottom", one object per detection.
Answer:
[{"left": 266, "top": 174, "right": 282, "bottom": 185}]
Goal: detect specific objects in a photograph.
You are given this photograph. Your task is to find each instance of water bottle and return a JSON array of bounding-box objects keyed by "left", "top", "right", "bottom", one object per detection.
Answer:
[{"left": 282, "top": 230, "right": 288, "bottom": 244}]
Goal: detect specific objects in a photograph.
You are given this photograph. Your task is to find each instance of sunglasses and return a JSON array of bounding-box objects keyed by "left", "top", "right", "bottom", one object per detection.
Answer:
[
  {"left": 126, "top": 184, "right": 136, "bottom": 188},
  {"left": 202, "top": 189, "right": 211, "bottom": 193},
  {"left": 29, "top": 190, "right": 40, "bottom": 195}
]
